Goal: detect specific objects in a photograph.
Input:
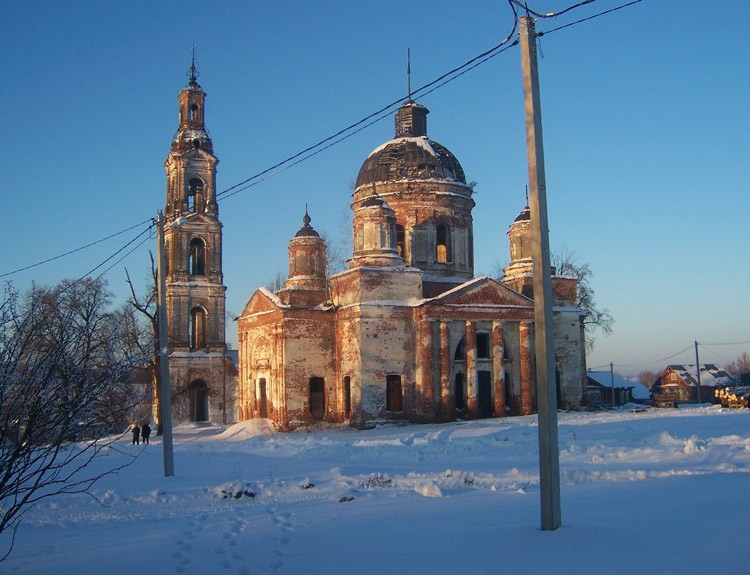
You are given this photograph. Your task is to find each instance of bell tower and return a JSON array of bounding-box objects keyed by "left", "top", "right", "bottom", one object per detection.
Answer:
[{"left": 163, "top": 54, "right": 229, "bottom": 423}]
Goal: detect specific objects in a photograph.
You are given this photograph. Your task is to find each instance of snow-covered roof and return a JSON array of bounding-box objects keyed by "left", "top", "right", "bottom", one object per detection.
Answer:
[
  {"left": 666, "top": 364, "right": 736, "bottom": 387},
  {"left": 587, "top": 371, "right": 651, "bottom": 400}
]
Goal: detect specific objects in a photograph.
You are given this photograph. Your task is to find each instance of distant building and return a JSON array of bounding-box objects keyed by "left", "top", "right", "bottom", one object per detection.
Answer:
[
  {"left": 586, "top": 371, "right": 650, "bottom": 406},
  {"left": 651, "top": 364, "right": 735, "bottom": 405}
]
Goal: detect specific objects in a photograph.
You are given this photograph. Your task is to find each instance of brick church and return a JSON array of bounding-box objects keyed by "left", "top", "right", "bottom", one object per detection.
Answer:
[{"left": 160, "top": 64, "right": 587, "bottom": 430}]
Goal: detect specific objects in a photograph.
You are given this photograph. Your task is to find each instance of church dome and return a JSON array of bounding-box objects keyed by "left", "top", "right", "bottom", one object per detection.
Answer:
[{"left": 355, "top": 101, "right": 466, "bottom": 189}]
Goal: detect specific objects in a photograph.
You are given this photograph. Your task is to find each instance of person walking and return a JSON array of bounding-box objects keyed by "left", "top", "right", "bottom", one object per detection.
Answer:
[
  {"left": 141, "top": 422, "right": 151, "bottom": 444},
  {"left": 131, "top": 422, "right": 141, "bottom": 445}
]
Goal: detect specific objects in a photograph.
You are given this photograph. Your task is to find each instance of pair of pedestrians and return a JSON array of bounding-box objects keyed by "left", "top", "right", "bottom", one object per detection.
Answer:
[{"left": 131, "top": 422, "right": 152, "bottom": 445}]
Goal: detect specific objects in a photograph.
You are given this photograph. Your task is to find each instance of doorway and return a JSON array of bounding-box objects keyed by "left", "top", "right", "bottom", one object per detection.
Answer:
[
  {"left": 309, "top": 377, "right": 325, "bottom": 420},
  {"left": 478, "top": 371, "right": 493, "bottom": 418},
  {"left": 190, "top": 380, "right": 209, "bottom": 422},
  {"left": 259, "top": 378, "right": 268, "bottom": 418}
]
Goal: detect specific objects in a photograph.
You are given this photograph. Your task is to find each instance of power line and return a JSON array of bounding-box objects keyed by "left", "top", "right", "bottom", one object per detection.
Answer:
[
  {"left": 0, "top": 218, "right": 154, "bottom": 279},
  {"left": 5, "top": 0, "right": 645, "bottom": 279},
  {"left": 75, "top": 223, "right": 154, "bottom": 283},
  {"left": 539, "top": 0, "right": 645, "bottom": 37},
  {"left": 218, "top": 1, "right": 521, "bottom": 201},
  {"left": 512, "top": 0, "right": 597, "bottom": 19}
]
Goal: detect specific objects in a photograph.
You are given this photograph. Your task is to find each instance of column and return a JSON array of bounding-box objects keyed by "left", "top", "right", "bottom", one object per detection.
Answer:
[
  {"left": 520, "top": 321, "right": 533, "bottom": 416},
  {"left": 439, "top": 321, "right": 452, "bottom": 421},
  {"left": 492, "top": 321, "right": 506, "bottom": 417},
  {"left": 418, "top": 318, "right": 435, "bottom": 419},
  {"left": 465, "top": 321, "right": 478, "bottom": 419}
]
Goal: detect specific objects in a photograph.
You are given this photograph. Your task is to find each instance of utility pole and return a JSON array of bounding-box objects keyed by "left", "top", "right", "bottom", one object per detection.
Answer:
[
  {"left": 610, "top": 362, "right": 616, "bottom": 408},
  {"left": 694, "top": 340, "right": 702, "bottom": 404},
  {"left": 156, "top": 211, "right": 175, "bottom": 477},
  {"left": 519, "top": 15, "right": 561, "bottom": 531}
]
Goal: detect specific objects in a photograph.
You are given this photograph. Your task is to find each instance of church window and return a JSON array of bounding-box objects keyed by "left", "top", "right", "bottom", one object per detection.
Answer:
[
  {"left": 189, "top": 238, "right": 206, "bottom": 276},
  {"left": 187, "top": 178, "right": 204, "bottom": 213},
  {"left": 343, "top": 376, "right": 351, "bottom": 417},
  {"left": 436, "top": 224, "right": 452, "bottom": 263},
  {"left": 413, "top": 230, "right": 427, "bottom": 263},
  {"left": 454, "top": 337, "right": 466, "bottom": 361},
  {"left": 386, "top": 375, "right": 403, "bottom": 412},
  {"left": 189, "top": 103, "right": 199, "bottom": 122},
  {"left": 396, "top": 224, "right": 405, "bottom": 257},
  {"left": 476, "top": 333, "right": 491, "bottom": 359},
  {"left": 190, "top": 307, "right": 207, "bottom": 349}
]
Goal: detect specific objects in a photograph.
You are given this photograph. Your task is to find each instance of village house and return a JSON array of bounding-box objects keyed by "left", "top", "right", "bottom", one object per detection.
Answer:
[
  {"left": 651, "top": 364, "right": 735, "bottom": 406},
  {"left": 586, "top": 371, "right": 650, "bottom": 407}
]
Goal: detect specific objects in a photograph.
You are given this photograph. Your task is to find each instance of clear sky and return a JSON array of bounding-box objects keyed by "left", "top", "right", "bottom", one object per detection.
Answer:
[{"left": 2, "top": 0, "right": 748, "bottom": 375}]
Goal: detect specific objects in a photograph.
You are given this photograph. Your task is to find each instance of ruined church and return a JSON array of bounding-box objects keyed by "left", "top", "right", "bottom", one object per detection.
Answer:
[
  {"left": 159, "top": 64, "right": 587, "bottom": 429},
  {"left": 235, "top": 98, "right": 588, "bottom": 429}
]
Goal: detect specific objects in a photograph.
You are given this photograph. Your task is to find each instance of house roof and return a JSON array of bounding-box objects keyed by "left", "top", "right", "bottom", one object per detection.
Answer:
[
  {"left": 665, "top": 364, "right": 736, "bottom": 387},
  {"left": 586, "top": 371, "right": 651, "bottom": 400}
]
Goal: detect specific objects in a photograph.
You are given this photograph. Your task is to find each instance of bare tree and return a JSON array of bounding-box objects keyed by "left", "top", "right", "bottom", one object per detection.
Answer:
[
  {"left": 725, "top": 352, "right": 750, "bottom": 376},
  {"left": 551, "top": 247, "right": 614, "bottom": 351},
  {"left": 637, "top": 370, "right": 659, "bottom": 389},
  {"left": 262, "top": 271, "right": 286, "bottom": 293},
  {"left": 0, "top": 279, "right": 148, "bottom": 560},
  {"left": 125, "top": 254, "right": 160, "bottom": 431}
]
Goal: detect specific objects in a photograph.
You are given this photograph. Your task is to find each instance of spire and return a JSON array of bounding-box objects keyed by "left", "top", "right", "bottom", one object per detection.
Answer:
[
  {"left": 407, "top": 48, "right": 412, "bottom": 102},
  {"left": 295, "top": 205, "right": 319, "bottom": 237},
  {"left": 187, "top": 44, "right": 200, "bottom": 87}
]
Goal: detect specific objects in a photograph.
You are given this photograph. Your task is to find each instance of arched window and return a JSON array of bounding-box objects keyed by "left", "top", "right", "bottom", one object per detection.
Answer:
[
  {"left": 189, "top": 103, "right": 199, "bottom": 122},
  {"left": 187, "top": 178, "right": 204, "bottom": 213},
  {"left": 395, "top": 224, "right": 405, "bottom": 258},
  {"left": 436, "top": 224, "right": 451, "bottom": 263},
  {"left": 189, "top": 307, "right": 207, "bottom": 349},
  {"left": 188, "top": 238, "right": 206, "bottom": 276}
]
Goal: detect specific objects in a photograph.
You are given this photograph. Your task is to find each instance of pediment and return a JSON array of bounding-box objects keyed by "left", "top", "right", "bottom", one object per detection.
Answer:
[
  {"left": 429, "top": 276, "right": 532, "bottom": 307},
  {"left": 239, "top": 287, "right": 284, "bottom": 319}
]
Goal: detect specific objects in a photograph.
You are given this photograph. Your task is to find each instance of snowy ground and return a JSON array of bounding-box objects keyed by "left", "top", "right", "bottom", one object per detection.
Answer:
[{"left": 3, "top": 405, "right": 749, "bottom": 575}]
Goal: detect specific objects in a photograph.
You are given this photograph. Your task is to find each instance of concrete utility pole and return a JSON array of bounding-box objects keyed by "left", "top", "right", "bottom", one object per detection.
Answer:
[
  {"left": 156, "top": 211, "right": 175, "bottom": 477},
  {"left": 519, "top": 15, "right": 561, "bottom": 531},
  {"left": 694, "top": 341, "right": 702, "bottom": 404},
  {"left": 610, "top": 362, "right": 616, "bottom": 408}
]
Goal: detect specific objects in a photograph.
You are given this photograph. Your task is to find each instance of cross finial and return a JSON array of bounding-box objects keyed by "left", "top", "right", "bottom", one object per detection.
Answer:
[
  {"left": 407, "top": 48, "right": 412, "bottom": 102},
  {"left": 187, "top": 44, "right": 200, "bottom": 86}
]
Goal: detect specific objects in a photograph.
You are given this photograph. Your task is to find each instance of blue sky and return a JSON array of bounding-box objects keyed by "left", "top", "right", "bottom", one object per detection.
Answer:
[{"left": 2, "top": 0, "right": 748, "bottom": 375}]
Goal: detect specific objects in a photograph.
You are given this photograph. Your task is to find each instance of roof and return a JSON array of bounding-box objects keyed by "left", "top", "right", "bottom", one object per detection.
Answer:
[
  {"left": 665, "top": 364, "right": 736, "bottom": 387},
  {"left": 586, "top": 371, "right": 651, "bottom": 400},
  {"left": 355, "top": 136, "right": 466, "bottom": 188}
]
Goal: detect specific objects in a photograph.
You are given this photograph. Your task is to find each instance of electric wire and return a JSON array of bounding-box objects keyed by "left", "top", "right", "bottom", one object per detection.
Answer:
[
  {"left": 538, "top": 0, "right": 645, "bottom": 37},
  {"left": 75, "top": 223, "right": 154, "bottom": 284},
  {"left": 5, "top": 0, "right": 646, "bottom": 280},
  {"left": 217, "top": 0, "right": 521, "bottom": 200},
  {"left": 512, "top": 0, "right": 596, "bottom": 19},
  {"left": 0, "top": 218, "right": 154, "bottom": 279}
]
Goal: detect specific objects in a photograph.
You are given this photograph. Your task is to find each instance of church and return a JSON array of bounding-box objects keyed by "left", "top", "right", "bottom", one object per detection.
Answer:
[{"left": 159, "top": 63, "right": 587, "bottom": 430}]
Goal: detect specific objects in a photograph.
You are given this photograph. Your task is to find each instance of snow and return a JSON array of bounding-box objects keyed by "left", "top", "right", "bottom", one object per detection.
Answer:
[
  {"left": 367, "top": 136, "right": 436, "bottom": 158},
  {"left": 3, "top": 406, "right": 749, "bottom": 574}
]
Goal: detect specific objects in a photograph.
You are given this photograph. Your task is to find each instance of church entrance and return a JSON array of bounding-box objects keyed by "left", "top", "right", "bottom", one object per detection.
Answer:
[
  {"left": 190, "top": 380, "right": 209, "bottom": 422},
  {"left": 478, "top": 371, "right": 493, "bottom": 418},
  {"left": 309, "top": 377, "right": 325, "bottom": 420},
  {"left": 259, "top": 378, "right": 268, "bottom": 418}
]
